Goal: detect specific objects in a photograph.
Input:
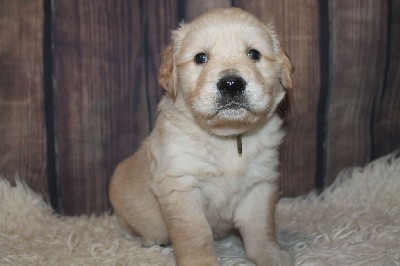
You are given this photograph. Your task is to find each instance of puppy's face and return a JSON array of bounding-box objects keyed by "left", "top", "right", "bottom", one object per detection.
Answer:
[{"left": 159, "top": 8, "right": 293, "bottom": 136}]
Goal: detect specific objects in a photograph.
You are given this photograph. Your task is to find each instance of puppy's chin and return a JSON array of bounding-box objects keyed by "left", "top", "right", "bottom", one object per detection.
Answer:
[{"left": 193, "top": 107, "right": 268, "bottom": 137}]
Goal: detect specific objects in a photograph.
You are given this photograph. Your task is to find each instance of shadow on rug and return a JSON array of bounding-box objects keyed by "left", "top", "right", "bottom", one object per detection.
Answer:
[{"left": 1, "top": 153, "right": 399, "bottom": 265}]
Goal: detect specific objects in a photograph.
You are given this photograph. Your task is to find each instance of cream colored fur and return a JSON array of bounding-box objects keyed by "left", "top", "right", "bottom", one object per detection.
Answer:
[{"left": 109, "top": 8, "right": 293, "bottom": 266}]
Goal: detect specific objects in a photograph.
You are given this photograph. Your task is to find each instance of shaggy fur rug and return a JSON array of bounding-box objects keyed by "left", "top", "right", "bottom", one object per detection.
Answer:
[{"left": 1, "top": 153, "right": 399, "bottom": 265}]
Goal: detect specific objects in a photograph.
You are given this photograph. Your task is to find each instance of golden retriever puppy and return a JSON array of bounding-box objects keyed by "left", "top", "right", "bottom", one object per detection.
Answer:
[{"left": 109, "top": 7, "right": 293, "bottom": 266}]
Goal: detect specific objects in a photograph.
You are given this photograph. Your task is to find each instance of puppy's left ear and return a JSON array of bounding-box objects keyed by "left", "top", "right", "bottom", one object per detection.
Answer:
[
  {"left": 280, "top": 50, "right": 294, "bottom": 90},
  {"left": 158, "top": 45, "right": 177, "bottom": 100}
]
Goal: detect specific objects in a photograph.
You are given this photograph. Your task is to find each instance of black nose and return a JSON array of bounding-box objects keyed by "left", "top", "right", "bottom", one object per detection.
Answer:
[{"left": 217, "top": 75, "right": 246, "bottom": 97}]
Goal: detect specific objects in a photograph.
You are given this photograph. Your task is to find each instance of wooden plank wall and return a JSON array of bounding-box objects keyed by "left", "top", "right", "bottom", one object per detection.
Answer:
[
  {"left": 373, "top": 0, "right": 400, "bottom": 160},
  {"left": 51, "top": 0, "right": 180, "bottom": 215},
  {"left": 1, "top": 0, "right": 399, "bottom": 215},
  {"left": 0, "top": 0, "right": 48, "bottom": 200},
  {"left": 324, "top": 0, "right": 388, "bottom": 185}
]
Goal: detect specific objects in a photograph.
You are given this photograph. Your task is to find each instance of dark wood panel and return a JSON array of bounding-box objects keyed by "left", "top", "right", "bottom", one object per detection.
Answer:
[
  {"left": 53, "top": 0, "right": 149, "bottom": 215},
  {"left": 235, "top": 1, "right": 320, "bottom": 197},
  {"left": 184, "top": 0, "right": 231, "bottom": 20},
  {"left": 325, "top": 0, "right": 388, "bottom": 185},
  {"left": 0, "top": 0, "right": 48, "bottom": 199},
  {"left": 144, "top": 0, "right": 179, "bottom": 127},
  {"left": 373, "top": 0, "right": 400, "bottom": 158}
]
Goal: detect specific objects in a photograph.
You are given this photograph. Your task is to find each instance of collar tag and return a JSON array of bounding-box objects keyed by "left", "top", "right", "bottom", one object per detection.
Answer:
[{"left": 237, "top": 134, "right": 242, "bottom": 155}]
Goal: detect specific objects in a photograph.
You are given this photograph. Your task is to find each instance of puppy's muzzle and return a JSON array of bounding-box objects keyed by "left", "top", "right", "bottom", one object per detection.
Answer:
[{"left": 217, "top": 75, "right": 249, "bottom": 112}]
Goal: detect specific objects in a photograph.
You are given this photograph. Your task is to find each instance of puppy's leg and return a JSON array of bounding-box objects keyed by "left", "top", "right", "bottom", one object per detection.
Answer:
[
  {"left": 109, "top": 151, "right": 169, "bottom": 247},
  {"left": 234, "top": 183, "right": 293, "bottom": 266},
  {"left": 154, "top": 183, "right": 218, "bottom": 266}
]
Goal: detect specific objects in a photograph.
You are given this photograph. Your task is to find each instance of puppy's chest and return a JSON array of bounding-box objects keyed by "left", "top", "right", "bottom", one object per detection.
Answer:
[
  {"left": 199, "top": 141, "right": 272, "bottom": 218},
  {"left": 201, "top": 168, "right": 248, "bottom": 219},
  {"left": 152, "top": 129, "right": 278, "bottom": 216}
]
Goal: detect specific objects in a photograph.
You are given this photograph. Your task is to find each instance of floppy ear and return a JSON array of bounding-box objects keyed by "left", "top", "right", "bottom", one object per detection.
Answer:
[
  {"left": 158, "top": 45, "right": 177, "bottom": 100},
  {"left": 280, "top": 50, "right": 294, "bottom": 90}
]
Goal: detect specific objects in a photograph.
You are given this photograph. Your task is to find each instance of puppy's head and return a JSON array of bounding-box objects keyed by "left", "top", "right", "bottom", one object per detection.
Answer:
[{"left": 158, "top": 8, "right": 293, "bottom": 136}]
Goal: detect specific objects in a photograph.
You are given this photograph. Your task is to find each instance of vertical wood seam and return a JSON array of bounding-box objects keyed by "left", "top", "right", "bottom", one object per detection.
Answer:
[
  {"left": 43, "top": 0, "right": 58, "bottom": 212},
  {"left": 316, "top": 0, "right": 330, "bottom": 192},
  {"left": 371, "top": 0, "right": 392, "bottom": 159},
  {"left": 177, "top": 0, "right": 185, "bottom": 23}
]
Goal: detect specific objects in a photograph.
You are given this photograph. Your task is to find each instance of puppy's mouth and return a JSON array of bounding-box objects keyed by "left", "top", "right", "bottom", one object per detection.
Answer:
[
  {"left": 214, "top": 100, "right": 253, "bottom": 118},
  {"left": 217, "top": 101, "right": 249, "bottom": 112}
]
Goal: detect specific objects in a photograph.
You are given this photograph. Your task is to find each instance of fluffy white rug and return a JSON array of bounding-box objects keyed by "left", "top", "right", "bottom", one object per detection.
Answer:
[{"left": 1, "top": 153, "right": 399, "bottom": 265}]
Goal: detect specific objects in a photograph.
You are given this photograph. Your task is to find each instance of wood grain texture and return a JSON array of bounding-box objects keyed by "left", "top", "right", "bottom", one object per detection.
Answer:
[
  {"left": 373, "top": 0, "right": 400, "bottom": 158},
  {"left": 235, "top": 0, "right": 321, "bottom": 197},
  {"left": 53, "top": 0, "right": 149, "bottom": 215},
  {"left": 325, "top": 0, "right": 388, "bottom": 185},
  {"left": 0, "top": 0, "right": 48, "bottom": 199},
  {"left": 144, "top": 0, "right": 179, "bottom": 127},
  {"left": 184, "top": 0, "right": 231, "bottom": 21}
]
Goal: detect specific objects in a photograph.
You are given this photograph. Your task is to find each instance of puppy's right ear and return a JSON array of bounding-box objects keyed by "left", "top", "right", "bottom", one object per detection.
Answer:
[
  {"left": 280, "top": 50, "right": 294, "bottom": 90},
  {"left": 158, "top": 45, "right": 177, "bottom": 100}
]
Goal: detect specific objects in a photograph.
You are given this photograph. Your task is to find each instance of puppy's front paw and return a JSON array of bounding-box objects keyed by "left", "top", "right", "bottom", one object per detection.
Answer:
[
  {"left": 141, "top": 233, "right": 170, "bottom": 247},
  {"left": 248, "top": 245, "right": 294, "bottom": 266}
]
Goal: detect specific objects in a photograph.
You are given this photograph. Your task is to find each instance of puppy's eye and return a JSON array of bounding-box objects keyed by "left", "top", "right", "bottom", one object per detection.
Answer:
[
  {"left": 194, "top": 53, "right": 208, "bottom": 64},
  {"left": 247, "top": 49, "right": 261, "bottom": 61}
]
